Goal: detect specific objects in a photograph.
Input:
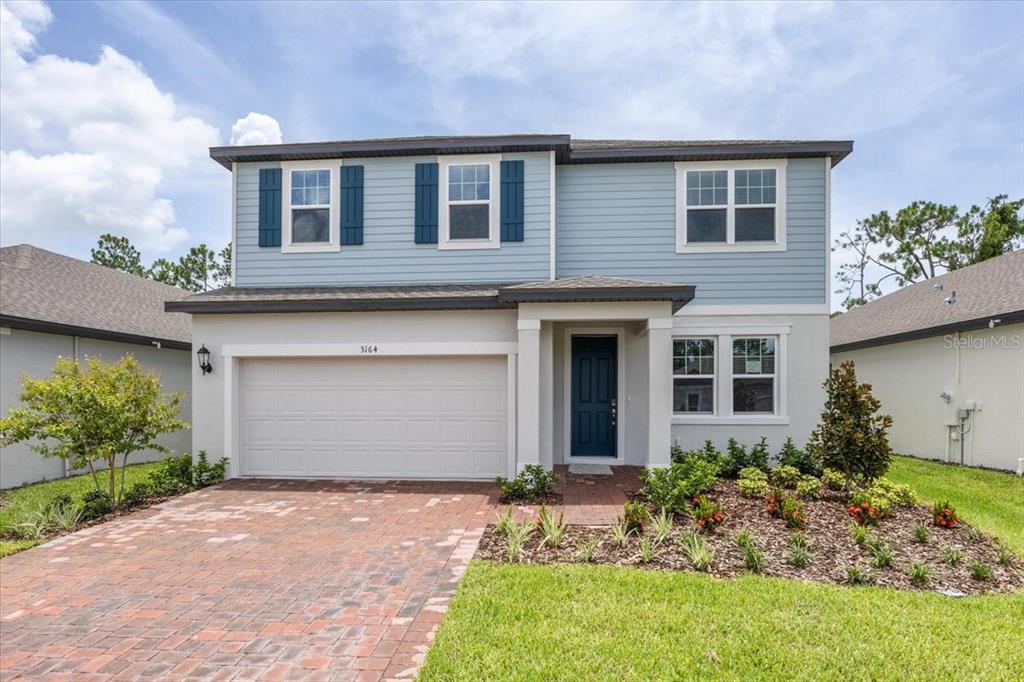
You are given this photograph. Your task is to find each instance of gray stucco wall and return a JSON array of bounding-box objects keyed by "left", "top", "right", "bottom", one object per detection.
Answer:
[
  {"left": 0, "top": 328, "right": 192, "bottom": 489},
  {"left": 234, "top": 152, "right": 552, "bottom": 286},
  {"left": 555, "top": 157, "right": 828, "bottom": 304}
]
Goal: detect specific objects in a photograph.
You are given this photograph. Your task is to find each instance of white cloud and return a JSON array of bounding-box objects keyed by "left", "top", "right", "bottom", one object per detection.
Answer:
[
  {"left": 230, "top": 112, "right": 283, "bottom": 146},
  {"left": 0, "top": 0, "right": 219, "bottom": 252}
]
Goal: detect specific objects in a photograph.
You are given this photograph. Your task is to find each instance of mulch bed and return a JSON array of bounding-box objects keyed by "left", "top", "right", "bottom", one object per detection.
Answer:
[{"left": 476, "top": 480, "right": 1024, "bottom": 595}]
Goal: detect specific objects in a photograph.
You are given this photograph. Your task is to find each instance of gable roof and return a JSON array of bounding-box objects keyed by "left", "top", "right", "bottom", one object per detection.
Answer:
[
  {"left": 0, "top": 244, "right": 192, "bottom": 349},
  {"left": 210, "top": 134, "right": 853, "bottom": 169},
  {"left": 830, "top": 250, "right": 1024, "bottom": 352},
  {"left": 165, "top": 276, "right": 695, "bottom": 314}
]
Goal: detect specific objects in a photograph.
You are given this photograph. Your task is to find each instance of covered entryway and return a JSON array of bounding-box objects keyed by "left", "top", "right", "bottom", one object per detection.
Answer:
[{"left": 238, "top": 355, "right": 508, "bottom": 479}]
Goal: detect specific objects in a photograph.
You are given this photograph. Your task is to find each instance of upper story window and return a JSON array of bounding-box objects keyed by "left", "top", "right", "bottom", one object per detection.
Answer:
[
  {"left": 281, "top": 161, "right": 339, "bottom": 253},
  {"left": 290, "top": 170, "right": 330, "bottom": 243},
  {"left": 438, "top": 155, "right": 501, "bottom": 250},
  {"left": 675, "top": 160, "right": 787, "bottom": 253}
]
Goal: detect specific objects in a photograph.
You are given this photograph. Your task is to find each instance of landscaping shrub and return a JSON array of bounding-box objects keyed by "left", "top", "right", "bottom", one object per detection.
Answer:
[
  {"left": 495, "top": 508, "right": 515, "bottom": 536},
  {"left": 850, "top": 524, "right": 870, "bottom": 546},
  {"left": 943, "top": 547, "right": 963, "bottom": 566},
  {"left": 868, "top": 537, "right": 894, "bottom": 568},
  {"left": 822, "top": 468, "right": 848, "bottom": 491},
  {"left": 536, "top": 506, "right": 567, "bottom": 548},
  {"left": 638, "top": 536, "right": 658, "bottom": 563},
  {"left": 719, "top": 438, "right": 770, "bottom": 478},
  {"left": 737, "top": 467, "right": 770, "bottom": 498},
  {"left": 795, "top": 475, "right": 821, "bottom": 500},
  {"left": 766, "top": 491, "right": 806, "bottom": 530},
  {"left": 691, "top": 496, "right": 724, "bottom": 533},
  {"left": 193, "top": 451, "right": 228, "bottom": 487},
  {"left": 913, "top": 524, "right": 929, "bottom": 544},
  {"left": 996, "top": 546, "right": 1015, "bottom": 567},
  {"left": 969, "top": 561, "right": 991, "bottom": 581},
  {"left": 496, "top": 464, "right": 558, "bottom": 502},
  {"left": 908, "top": 562, "right": 932, "bottom": 585},
  {"left": 868, "top": 478, "right": 918, "bottom": 509},
  {"left": 847, "top": 490, "right": 890, "bottom": 525},
  {"left": 679, "top": 531, "right": 714, "bottom": 571},
  {"left": 576, "top": 534, "right": 599, "bottom": 563},
  {"left": 671, "top": 440, "right": 725, "bottom": 471},
  {"left": 844, "top": 566, "right": 875, "bottom": 586},
  {"left": 789, "top": 545, "right": 810, "bottom": 568},
  {"left": 80, "top": 490, "right": 112, "bottom": 521},
  {"left": 932, "top": 501, "right": 959, "bottom": 528},
  {"left": 121, "top": 481, "right": 152, "bottom": 508},
  {"left": 807, "top": 361, "right": 893, "bottom": 488},
  {"left": 623, "top": 501, "right": 647, "bottom": 533},
  {"left": 638, "top": 458, "right": 719, "bottom": 512},
  {"left": 649, "top": 509, "right": 674, "bottom": 545},
  {"left": 149, "top": 454, "right": 194, "bottom": 495},
  {"left": 770, "top": 465, "right": 802, "bottom": 489},
  {"left": 611, "top": 517, "right": 632, "bottom": 547},
  {"left": 777, "top": 437, "right": 822, "bottom": 477}
]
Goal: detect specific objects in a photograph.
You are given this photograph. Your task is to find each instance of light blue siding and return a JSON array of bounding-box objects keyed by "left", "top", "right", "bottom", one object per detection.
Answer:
[
  {"left": 235, "top": 152, "right": 551, "bottom": 286},
  {"left": 555, "top": 158, "right": 828, "bottom": 304}
]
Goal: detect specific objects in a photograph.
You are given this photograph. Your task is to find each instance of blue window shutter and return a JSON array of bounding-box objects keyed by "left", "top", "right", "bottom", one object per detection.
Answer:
[
  {"left": 340, "top": 165, "right": 364, "bottom": 245},
  {"left": 500, "top": 160, "right": 524, "bottom": 241},
  {"left": 258, "top": 168, "right": 282, "bottom": 247},
  {"left": 415, "top": 162, "right": 438, "bottom": 244}
]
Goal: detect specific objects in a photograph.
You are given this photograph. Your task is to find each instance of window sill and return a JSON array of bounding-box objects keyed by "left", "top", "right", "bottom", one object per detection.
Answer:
[
  {"left": 672, "top": 415, "right": 790, "bottom": 426},
  {"left": 438, "top": 238, "right": 501, "bottom": 251},
  {"left": 281, "top": 242, "right": 340, "bottom": 254},
  {"left": 675, "top": 242, "right": 786, "bottom": 254}
]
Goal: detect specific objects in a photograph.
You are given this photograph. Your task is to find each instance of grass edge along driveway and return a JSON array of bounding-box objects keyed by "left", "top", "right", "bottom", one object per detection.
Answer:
[{"left": 421, "top": 455, "right": 1024, "bottom": 681}]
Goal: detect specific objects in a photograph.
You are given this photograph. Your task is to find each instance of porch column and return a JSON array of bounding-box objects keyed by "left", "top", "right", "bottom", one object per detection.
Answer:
[
  {"left": 539, "top": 322, "right": 554, "bottom": 470},
  {"left": 516, "top": 319, "right": 542, "bottom": 472},
  {"left": 647, "top": 318, "right": 674, "bottom": 468}
]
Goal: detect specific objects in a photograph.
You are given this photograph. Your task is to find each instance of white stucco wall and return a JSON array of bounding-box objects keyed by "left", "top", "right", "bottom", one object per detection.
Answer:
[
  {"left": 0, "top": 328, "right": 193, "bottom": 489},
  {"left": 832, "top": 323, "right": 1024, "bottom": 472}
]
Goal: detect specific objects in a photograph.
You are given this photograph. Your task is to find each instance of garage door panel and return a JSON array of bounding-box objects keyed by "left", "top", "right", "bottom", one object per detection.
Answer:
[{"left": 240, "top": 356, "right": 507, "bottom": 479}]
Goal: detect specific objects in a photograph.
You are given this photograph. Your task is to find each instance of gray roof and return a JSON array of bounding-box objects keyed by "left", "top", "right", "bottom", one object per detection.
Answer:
[
  {"left": 0, "top": 244, "right": 192, "bottom": 348},
  {"left": 210, "top": 134, "right": 853, "bottom": 169},
  {"left": 830, "top": 250, "right": 1024, "bottom": 351},
  {"left": 166, "top": 276, "right": 695, "bottom": 314}
]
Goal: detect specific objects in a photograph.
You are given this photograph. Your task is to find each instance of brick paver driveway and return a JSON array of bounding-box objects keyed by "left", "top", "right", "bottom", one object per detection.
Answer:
[{"left": 0, "top": 479, "right": 498, "bottom": 681}]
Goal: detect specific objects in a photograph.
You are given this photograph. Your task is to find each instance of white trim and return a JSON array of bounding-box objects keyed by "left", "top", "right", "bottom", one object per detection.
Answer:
[
  {"left": 517, "top": 319, "right": 542, "bottom": 331},
  {"left": 825, "top": 156, "right": 833, "bottom": 310},
  {"left": 281, "top": 160, "right": 341, "bottom": 253},
  {"left": 507, "top": 354, "right": 518, "bottom": 479},
  {"left": 678, "top": 324, "right": 791, "bottom": 335},
  {"left": 673, "top": 415, "right": 791, "bottom": 426},
  {"left": 676, "top": 303, "right": 828, "bottom": 317},
  {"left": 223, "top": 356, "right": 240, "bottom": 479},
  {"left": 562, "top": 327, "right": 627, "bottom": 465},
  {"left": 230, "top": 161, "right": 237, "bottom": 286},
  {"left": 221, "top": 341, "right": 516, "bottom": 358},
  {"left": 675, "top": 159, "right": 787, "bottom": 253},
  {"left": 438, "top": 154, "right": 501, "bottom": 250},
  {"left": 549, "top": 150, "right": 556, "bottom": 280}
]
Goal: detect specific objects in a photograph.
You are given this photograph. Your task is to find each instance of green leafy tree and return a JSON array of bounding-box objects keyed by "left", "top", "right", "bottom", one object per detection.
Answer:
[
  {"left": 834, "top": 195, "right": 1023, "bottom": 309},
  {"left": 175, "top": 245, "right": 221, "bottom": 292},
  {"left": 215, "top": 243, "right": 232, "bottom": 288},
  {"left": 90, "top": 234, "right": 146, "bottom": 277},
  {"left": 0, "top": 356, "right": 188, "bottom": 507},
  {"left": 807, "top": 361, "right": 893, "bottom": 489},
  {"left": 147, "top": 258, "right": 180, "bottom": 286}
]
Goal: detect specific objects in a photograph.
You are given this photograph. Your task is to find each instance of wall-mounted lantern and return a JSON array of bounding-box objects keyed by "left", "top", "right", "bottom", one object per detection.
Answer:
[{"left": 197, "top": 344, "right": 213, "bottom": 375}]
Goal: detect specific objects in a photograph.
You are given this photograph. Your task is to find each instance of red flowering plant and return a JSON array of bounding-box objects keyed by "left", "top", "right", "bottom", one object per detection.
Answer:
[
  {"left": 691, "top": 495, "right": 725, "bottom": 532},
  {"left": 846, "top": 491, "right": 886, "bottom": 526},
  {"left": 932, "top": 501, "right": 959, "bottom": 528},
  {"left": 766, "top": 489, "right": 806, "bottom": 530}
]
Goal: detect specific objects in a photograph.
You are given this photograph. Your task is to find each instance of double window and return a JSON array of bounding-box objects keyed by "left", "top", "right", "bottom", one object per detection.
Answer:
[
  {"left": 673, "top": 335, "right": 779, "bottom": 417},
  {"left": 439, "top": 155, "right": 501, "bottom": 249},
  {"left": 676, "top": 160, "right": 786, "bottom": 252}
]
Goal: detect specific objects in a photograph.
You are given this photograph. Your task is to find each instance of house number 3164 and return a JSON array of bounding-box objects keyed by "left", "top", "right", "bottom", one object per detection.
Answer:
[{"left": 360, "top": 345, "right": 379, "bottom": 354}]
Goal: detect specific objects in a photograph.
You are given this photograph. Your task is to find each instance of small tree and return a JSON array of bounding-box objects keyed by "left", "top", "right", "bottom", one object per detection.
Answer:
[
  {"left": 807, "top": 361, "right": 893, "bottom": 488},
  {"left": 0, "top": 356, "right": 188, "bottom": 507}
]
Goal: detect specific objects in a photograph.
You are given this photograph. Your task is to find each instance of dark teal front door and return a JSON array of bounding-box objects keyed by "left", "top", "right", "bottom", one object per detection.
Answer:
[{"left": 571, "top": 336, "right": 617, "bottom": 457}]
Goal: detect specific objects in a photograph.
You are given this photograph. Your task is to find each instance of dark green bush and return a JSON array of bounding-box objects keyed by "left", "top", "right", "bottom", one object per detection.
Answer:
[
  {"left": 777, "top": 437, "right": 823, "bottom": 477},
  {"left": 496, "top": 464, "right": 558, "bottom": 502},
  {"left": 639, "top": 459, "right": 720, "bottom": 512},
  {"left": 671, "top": 440, "right": 725, "bottom": 470},
  {"left": 149, "top": 454, "right": 194, "bottom": 494},
  {"left": 193, "top": 451, "right": 228, "bottom": 487},
  {"left": 44, "top": 493, "right": 74, "bottom": 513},
  {"left": 623, "top": 500, "right": 647, "bottom": 533},
  {"left": 121, "top": 481, "right": 152, "bottom": 508},
  {"left": 721, "top": 437, "right": 770, "bottom": 478},
  {"left": 80, "top": 490, "right": 113, "bottom": 521}
]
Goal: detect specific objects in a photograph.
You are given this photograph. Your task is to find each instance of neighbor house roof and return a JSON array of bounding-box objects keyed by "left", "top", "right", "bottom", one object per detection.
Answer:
[
  {"left": 210, "top": 134, "right": 853, "bottom": 169},
  {"left": 830, "top": 250, "right": 1024, "bottom": 352},
  {"left": 0, "top": 244, "right": 192, "bottom": 350},
  {"left": 165, "top": 276, "right": 695, "bottom": 314}
]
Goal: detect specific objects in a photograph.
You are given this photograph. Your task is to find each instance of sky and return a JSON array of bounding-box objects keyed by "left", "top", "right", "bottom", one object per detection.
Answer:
[{"left": 0, "top": 0, "right": 1021, "bottom": 310}]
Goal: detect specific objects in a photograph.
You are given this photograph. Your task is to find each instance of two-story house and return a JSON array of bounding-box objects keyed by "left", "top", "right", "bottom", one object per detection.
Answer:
[{"left": 167, "top": 134, "right": 852, "bottom": 481}]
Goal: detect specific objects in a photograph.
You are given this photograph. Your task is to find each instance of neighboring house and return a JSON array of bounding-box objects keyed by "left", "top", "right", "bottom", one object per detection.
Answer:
[
  {"left": 831, "top": 250, "right": 1024, "bottom": 474},
  {"left": 167, "top": 134, "right": 851, "bottom": 481},
  {"left": 0, "top": 245, "right": 193, "bottom": 488}
]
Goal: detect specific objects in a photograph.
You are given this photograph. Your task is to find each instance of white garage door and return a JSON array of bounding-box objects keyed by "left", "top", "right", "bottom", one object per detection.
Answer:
[{"left": 239, "top": 356, "right": 508, "bottom": 479}]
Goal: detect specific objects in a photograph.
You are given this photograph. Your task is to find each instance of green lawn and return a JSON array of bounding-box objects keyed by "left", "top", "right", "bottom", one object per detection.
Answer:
[
  {"left": 421, "top": 455, "right": 1024, "bottom": 681},
  {"left": 887, "top": 455, "right": 1024, "bottom": 554},
  {"left": 0, "top": 461, "right": 164, "bottom": 557}
]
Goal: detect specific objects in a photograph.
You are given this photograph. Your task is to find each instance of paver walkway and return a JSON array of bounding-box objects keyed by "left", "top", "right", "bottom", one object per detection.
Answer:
[
  {"left": 0, "top": 480, "right": 496, "bottom": 681},
  {"left": 0, "top": 468, "right": 639, "bottom": 680}
]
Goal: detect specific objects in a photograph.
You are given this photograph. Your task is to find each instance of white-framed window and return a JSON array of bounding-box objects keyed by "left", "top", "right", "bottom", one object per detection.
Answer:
[
  {"left": 671, "top": 329, "right": 787, "bottom": 423},
  {"left": 438, "top": 154, "right": 501, "bottom": 250},
  {"left": 675, "top": 159, "right": 787, "bottom": 253},
  {"left": 732, "top": 336, "right": 777, "bottom": 414},
  {"left": 673, "top": 337, "right": 715, "bottom": 414},
  {"left": 281, "top": 160, "right": 340, "bottom": 253}
]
